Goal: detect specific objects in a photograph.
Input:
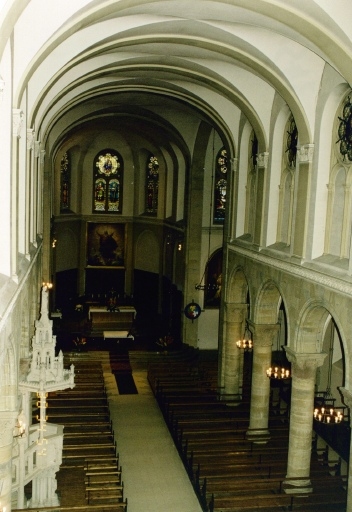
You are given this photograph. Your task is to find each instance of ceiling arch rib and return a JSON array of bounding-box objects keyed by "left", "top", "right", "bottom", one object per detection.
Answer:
[
  {"left": 12, "top": 0, "right": 352, "bottom": 100},
  {"left": 29, "top": 32, "right": 313, "bottom": 150},
  {"left": 43, "top": 86, "right": 238, "bottom": 166},
  {"left": 26, "top": 20, "right": 316, "bottom": 111},
  {"left": 36, "top": 68, "right": 263, "bottom": 156}
]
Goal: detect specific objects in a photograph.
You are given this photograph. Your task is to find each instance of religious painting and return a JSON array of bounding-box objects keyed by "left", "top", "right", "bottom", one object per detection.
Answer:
[{"left": 87, "top": 223, "right": 125, "bottom": 267}]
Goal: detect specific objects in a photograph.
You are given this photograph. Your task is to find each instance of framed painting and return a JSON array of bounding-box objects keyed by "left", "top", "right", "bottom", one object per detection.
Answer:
[{"left": 86, "top": 222, "right": 125, "bottom": 267}]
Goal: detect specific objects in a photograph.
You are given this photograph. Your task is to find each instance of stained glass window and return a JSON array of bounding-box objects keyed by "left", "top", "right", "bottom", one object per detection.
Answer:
[
  {"left": 214, "top": 147, "right": 227, "bottom": 223},
  {"left": 93, "top": 150, "right": 123, "bottom": 213},
  {"left": 60, "top": 152, "right": 70, "bottom": 211},
  {"left": 145, "top": 154, "right": 159, "bottom": 214},
  {"left": 337, "top": 96, "right": 352, "bottom": 161},
  {"left": 286, "top": 116, "right": 298, "bottom": 167}
]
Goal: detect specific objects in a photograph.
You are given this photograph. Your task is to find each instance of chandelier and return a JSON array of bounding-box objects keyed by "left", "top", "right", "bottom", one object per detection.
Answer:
[
  {"left": 266, "top": 366, "right": 290, "bottom": 379},
  {"left": 313, "top": 405, "right": 343, "bottom": 424},
  {"left": 313, "top": 321, "right": 343, "bottom": 425},
  {"left": 236, "top": 322, "right": 253, "bottom": 351},
  {"left": 266, "top": 312, "right": 290, "bottom": 379}
]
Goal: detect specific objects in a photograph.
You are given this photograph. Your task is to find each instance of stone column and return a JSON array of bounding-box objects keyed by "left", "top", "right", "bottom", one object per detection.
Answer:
[
  {"left": 246, "top": 323, "right": 278, "bottom": 443},
  {"left": 338, "top": 387, "right": 352, "bottom": 512},
  {"left": 284, "top": 348, "right": 326, "bottom": 493},
  {"left": 220, "top": 302, "right": 247, "bottom": 400}
]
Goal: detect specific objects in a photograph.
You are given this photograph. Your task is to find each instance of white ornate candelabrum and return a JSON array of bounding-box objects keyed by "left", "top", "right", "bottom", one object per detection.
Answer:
[{"left": 16, "top": 284, "right": 75, "bottom": 508}]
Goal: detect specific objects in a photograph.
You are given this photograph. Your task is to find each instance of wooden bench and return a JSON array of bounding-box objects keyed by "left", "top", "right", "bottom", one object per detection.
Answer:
[
  {"left": 86, "top": 482, "right": 124, "bottom": 504},
  {"left": 85, "top": 468, "right": 122, "bottom": 485}
]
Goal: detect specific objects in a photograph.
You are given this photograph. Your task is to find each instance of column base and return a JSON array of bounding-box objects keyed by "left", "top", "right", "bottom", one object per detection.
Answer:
[
  {"left": 282, "top": 477, "right": 313, "bottom": 495},
  {"left": 218, "top": 393, "right": 242, "bottom": 406},
  {"left": 245, "top": 428, "right": 271, "bottom": 444}
]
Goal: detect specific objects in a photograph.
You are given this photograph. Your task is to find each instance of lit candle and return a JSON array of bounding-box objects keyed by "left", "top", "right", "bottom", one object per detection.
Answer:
[{"left": 326, "top": 416, "right": 331, "bottom": 423}]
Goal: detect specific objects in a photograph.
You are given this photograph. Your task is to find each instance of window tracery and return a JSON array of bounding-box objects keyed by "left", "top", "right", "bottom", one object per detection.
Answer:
[
  {"left": 145, "top": 154, "right": 159, "bottom": 214},
  {"left": 214, "top": 147, "right": 227, "bottom": 223},
  {"left": 60, "top": 152, "right": 70, "bottom": 211},
  {"left": 93, "top": 150, "right": 123, "bottom": 213}
]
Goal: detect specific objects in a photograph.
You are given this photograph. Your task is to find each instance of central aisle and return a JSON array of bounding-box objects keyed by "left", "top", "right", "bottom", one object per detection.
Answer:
[{"left": 101, "top": 355, "right": 204, "bottom": 512}]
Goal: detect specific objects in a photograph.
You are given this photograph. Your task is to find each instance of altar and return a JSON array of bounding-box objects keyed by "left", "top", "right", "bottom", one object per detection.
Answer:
[{"left": 88, "top": 306, "right": 136, "bottom": 333}]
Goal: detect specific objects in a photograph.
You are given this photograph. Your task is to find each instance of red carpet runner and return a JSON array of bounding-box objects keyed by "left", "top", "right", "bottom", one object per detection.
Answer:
[{"left": 110, "top": 352, "right": 138, "bottom": 394}]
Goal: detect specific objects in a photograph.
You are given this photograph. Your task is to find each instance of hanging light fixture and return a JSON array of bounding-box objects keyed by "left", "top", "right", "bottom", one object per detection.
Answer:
[
  {"left": 195, "top": 129, "right": 221, "bottom": 294},
  {"left": 236, "top": 322, "right": 253, "bottom": 351},
  {"left": 313, "top": 406, "right": 343, "bottom": 424},
  {"left": 266, "top": 310, "right": 290, "bottom": 379},
  {"left": 266, "top": 366, "right": 290, "bottom": 379},
  {"left": 313, "top": 321, "right": 344, "bottom": 425}
]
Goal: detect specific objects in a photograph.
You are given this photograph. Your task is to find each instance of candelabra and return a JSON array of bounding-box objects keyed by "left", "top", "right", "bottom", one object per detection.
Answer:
[
  {"left": 266, "top": 366, "right": 290, "bottom": 379},
  {"left": 236, "top": 322, "right": 253, "bottom": 351},
  {"left": 313, "top": 406, "right": 343, "bottom": 424}
]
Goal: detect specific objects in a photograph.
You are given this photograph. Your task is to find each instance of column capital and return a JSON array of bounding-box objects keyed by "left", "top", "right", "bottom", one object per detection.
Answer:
[
  {"left": 40, "top": 149, "right": 46, "bottom": 166},
  {"left": 13, "top": 109, "right": 24, "bottom": 138},
  {"left": 34, "top": 141, "right": 41, "bottom": 158},
  {"left": 285, "top": 347, "right": 326, "bottom": 377},
  {"left": 297, "top": 144, "right": 314, "bottom": 164},
  {"left": 27, "top": 128, "right": 35, "bottom": 150},
  {"left": 230, "top": 157, "right": 238, "bottom": 172},
  {"left": 257, "top": 152, "right": 269, "bottom": 169},
  {"left": 224, "top": 301, "right": 248, "bottom": 319},
  {"left": 249, "top": 322, "right": 279, "bottom": 347}
]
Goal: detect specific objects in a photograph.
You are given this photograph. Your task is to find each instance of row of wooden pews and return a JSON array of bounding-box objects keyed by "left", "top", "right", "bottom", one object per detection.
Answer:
[
  {"left": 148, "top": 349, "right": 347, "bottom": 512},
  {"left": 30, "top": 354, "right": 128, "bottom": 511}
]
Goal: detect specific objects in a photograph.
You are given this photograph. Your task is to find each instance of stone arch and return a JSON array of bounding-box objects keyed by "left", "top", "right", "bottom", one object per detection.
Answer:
[
  {"left": 296, "top": 301, "right": 346, "bottom": 403},
  {"left": 296, "top": 301, "right": 332, "bottom": 354},
  {"left": 254, "top": 280, "right": 282, "bottom": 325},
  {"left": 226, "top": 266, "right": 249, "bottom": 306}
]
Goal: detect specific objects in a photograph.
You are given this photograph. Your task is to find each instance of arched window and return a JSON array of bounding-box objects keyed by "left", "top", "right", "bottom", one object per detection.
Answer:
[
  {"left": 93, "top": 150, "right": 123, "bottom": 213},
  {"left": 60, "top": 152, "right": 70, "bottom": 211},
  {"left": 213, "top": 147, "right": 227, "bottom": 223},
  {"left": 145, "top": 154, "right": 159, "bottom": 214},
  {"left": 324, "top": 95, "right": 352, "bottom": 259}
]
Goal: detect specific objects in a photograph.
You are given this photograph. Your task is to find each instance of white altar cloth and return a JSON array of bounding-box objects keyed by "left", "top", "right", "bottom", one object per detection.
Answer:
[{"left": 103, "top": 330, "right": 134, "bottom": 340}]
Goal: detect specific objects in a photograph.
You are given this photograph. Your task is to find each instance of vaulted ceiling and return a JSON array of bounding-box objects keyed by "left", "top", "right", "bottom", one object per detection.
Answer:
[{"left": 2, "top": 0, "right": 352, "bottom": 157}]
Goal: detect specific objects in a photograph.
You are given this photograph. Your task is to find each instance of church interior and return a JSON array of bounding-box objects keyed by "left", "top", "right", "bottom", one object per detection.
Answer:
[{"left": 1, "top": 1, "right": 352, "bottom": 511}]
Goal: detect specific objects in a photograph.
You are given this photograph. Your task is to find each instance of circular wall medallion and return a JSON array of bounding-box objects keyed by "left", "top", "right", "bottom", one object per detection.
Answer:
[{"left": 184, "top": 302, "right": 202, "bottom": 320}]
